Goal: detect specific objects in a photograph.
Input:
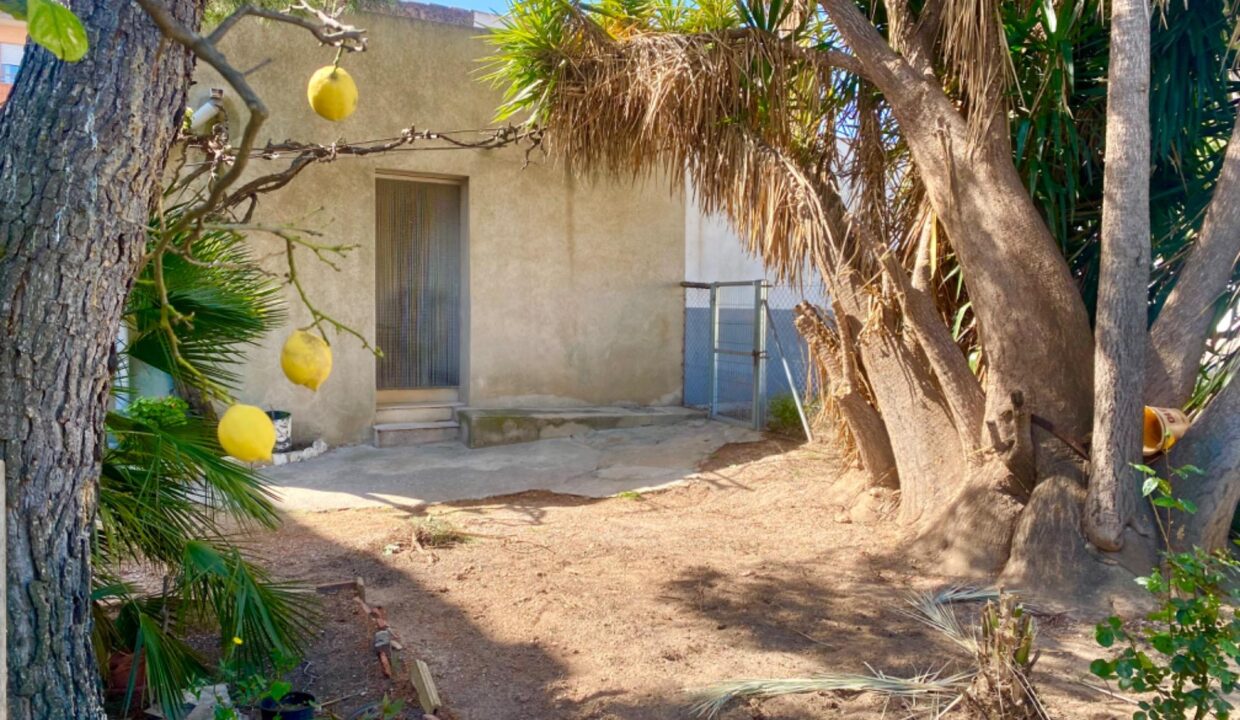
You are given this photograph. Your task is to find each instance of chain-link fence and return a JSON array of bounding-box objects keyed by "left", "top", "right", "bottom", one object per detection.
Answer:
[{"left": 683, "top": 280, "right": 828, "bottom": 430}]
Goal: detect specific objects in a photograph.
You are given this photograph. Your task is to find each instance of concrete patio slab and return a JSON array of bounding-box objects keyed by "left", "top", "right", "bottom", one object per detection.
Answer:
[{"left": 264, "top": 419, "right": 760, "bottom": 512}]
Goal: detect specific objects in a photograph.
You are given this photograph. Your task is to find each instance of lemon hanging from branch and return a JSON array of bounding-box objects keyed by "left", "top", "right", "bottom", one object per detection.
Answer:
[
  {"left": 217, "top": 404, "right": 276, "bottom": 463},
  {"left": 281, "top": 330, "right": 333, "bottom": 391},
  {"left": 307, "top": 64, "right": 358, "bottom": 122}
]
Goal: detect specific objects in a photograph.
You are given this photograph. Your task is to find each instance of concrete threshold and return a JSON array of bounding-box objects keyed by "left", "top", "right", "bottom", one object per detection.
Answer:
[{"left": 457, "top": 405, "right": 706, "bottom": 448}]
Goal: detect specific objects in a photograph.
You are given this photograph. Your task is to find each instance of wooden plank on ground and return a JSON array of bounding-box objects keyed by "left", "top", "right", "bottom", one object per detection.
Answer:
[{"left": 411, "top": 659, "right": 442, "bottom": 714}]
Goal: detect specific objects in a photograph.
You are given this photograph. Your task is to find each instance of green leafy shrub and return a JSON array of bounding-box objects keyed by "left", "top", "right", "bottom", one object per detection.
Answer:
[
  {"left": 1091, "top": 548, "right": 1240, "bottom": 720},
  {"left": 125, "top": 395, "right": 190, "bottom": 430},
  {"left": 766, "top": 393, "right": 806, "bottom": 437},
  {"left": 1091, "top": 465, "right": 1240, "bottom": 720}
]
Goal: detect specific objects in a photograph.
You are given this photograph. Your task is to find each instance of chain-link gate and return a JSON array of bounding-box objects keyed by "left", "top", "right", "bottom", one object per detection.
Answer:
[{"left": 684, "top": 280, "right": 821, "bottom": 434}]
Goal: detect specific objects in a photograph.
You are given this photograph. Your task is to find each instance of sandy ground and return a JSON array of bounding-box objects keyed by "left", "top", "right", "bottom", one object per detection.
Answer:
[{"left": 248, "top": 438, "right": 1137, "bottom": 720}]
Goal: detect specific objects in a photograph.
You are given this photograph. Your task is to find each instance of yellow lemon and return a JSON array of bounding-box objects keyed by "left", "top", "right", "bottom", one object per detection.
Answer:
[
  {"left": 217, "top": 404, "right": 275, "bottom": 463},
  {"left": 307, "top": 65, "right": 358, "bottom": 122},
  {"left": 281, "top": 330, "right": 333, "bottom": 391}
]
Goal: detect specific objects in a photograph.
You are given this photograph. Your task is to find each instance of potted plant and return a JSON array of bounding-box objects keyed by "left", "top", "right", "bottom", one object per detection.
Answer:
[
  {"left": 257, "top": 681, "right": 317, "bottom": 720},
  {"left": 265, "top": 410, "right": 293, "bottom": 454}
]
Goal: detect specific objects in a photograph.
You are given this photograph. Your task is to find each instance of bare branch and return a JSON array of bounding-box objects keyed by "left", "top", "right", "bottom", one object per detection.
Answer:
[
  {"left": 135, "top": 0, "right": 274, "bottom": 232},
  {"left": 208, "top": 2, "right": 367, "bottom": 51}
]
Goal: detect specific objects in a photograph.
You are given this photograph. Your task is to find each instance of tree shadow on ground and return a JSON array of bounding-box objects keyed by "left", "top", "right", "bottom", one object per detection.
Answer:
[
  {"left": 653, "top": 558, "right": 1128, "bottom": 718},
  {"left": 247, "top": 439, "right": 1132, "bottom": 720},
  {"left": 696, "top": 437, "right": 803, "bottom": 474},
  {"left": 245, "top": 512, "right": 576, "bottom": 720},
  {"left": 435, "top": 489, "right": 605, "bottom": 527}
]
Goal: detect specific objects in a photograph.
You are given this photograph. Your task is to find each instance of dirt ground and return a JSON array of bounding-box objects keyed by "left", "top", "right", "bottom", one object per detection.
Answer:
[{"left": 249, "top": 438, "right": 1138, "bottom": 720}]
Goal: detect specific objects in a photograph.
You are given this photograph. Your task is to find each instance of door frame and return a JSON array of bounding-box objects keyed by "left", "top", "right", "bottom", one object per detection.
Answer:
[{"left": 373, "top": 171, "right": 470, "bottom": 405}]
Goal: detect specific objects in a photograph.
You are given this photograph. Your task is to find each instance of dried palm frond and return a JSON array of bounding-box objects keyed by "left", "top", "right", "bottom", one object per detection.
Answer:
[
  {"left": 688, "top": 588, "right": 1045, "bottom": 719},
  {"left": 689, "top": 667, "right": 973, "bottom": 719},
  {"left": 487, "top": 2, "right": 865, "bottom": 283},
  {"left": 901, "top": 588, "right": 981, "bottom": 653},
  {"left": 937, "top": 0, "right": 1013, "bottom": 140}
]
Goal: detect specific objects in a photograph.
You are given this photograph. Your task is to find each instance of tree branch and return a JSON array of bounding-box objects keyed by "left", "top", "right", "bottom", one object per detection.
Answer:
[
  {"left": 135, "top": 0, "right": 374, "bottom": 235},
  {"left": 1146, "top": 114, "right": 1240, "bottom": 407},
  {"left": 1165, "top": 375, "right": 1240, "bottom": 551},
  {"left": 208, "top": 1, "right": 367, "bottom": 51},
  {"left": 876, "top": 248, "right": 985, "bottom": 447},
  {"left": 883, "top": 0, "right": 937, "bottom": 78},
  {"left": 818, "top": 0, "right": 926, "bottom": 101}
]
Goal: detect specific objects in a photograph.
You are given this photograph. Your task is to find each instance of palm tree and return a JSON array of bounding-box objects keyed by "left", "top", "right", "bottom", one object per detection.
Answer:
[
  {"left": 94, "top": 217, "right": 315, "bottom": 718},
  {"left": 485, "top": 0, "right": 1240, "bottom": 596}
]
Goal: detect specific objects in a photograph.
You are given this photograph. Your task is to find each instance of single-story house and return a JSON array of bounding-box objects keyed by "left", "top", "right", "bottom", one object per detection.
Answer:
[{"left": 194, "top": 3, "right": 696, "bottom": 447}]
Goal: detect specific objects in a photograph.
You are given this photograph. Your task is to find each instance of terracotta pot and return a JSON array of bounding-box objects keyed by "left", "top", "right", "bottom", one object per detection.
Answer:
[
  {"left": 107, "top": 651, "right": 146, "bottom": 695},
  {"left": 1142, "top": 406, "right": 1191, "bottom": 456}
]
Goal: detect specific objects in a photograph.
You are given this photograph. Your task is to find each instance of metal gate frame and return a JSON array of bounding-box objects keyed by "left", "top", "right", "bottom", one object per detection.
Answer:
[
  {"left": 685, "top": 279, "right": 814, "bottom": 438},
  {"left": 705, "top": 280, "right": 768, "bottom": 430}
]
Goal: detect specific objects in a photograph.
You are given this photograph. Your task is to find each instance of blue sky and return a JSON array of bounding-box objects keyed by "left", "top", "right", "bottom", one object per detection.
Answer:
[{"left": 435, "top": 0, "right": 511, "bottom": 14}]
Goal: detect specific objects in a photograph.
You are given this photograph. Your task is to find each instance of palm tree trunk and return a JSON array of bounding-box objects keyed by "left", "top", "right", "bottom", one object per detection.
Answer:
[
  {"left": 794, "top": 303, "right": 900, "bottom": 484},
  {"left": 829, "top": 269, "right": 965, "bottom": 522},
  {"left": 821, "top": 0, "right": 1096, "bottom": 448},
  {"left": 1085, "top": 0, "right": 1151, "bottom": 552},
  {"left": 1165, "top": 377, "right": 1240, "bottom": 552},
  {"left": 1145, "top": 115, "right": 1240, "bottom": 408},
  {"left": 0, "top": 1, "right": 202, "bottom": 716}
]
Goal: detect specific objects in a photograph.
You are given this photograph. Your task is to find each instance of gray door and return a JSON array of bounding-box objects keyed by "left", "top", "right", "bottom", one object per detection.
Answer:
[{"left": 374, "top": 178, "right": 461, "bottom": 391}]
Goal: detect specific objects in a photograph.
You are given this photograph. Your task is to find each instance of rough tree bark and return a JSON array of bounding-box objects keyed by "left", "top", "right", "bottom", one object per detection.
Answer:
[
  {"left": 829, "top": 268, "right": 965, "bottom": 519},
  {"left": 1085, "top": 0, "right": 1151, "bottom": 552},
  {"left": 820, "top": 0, "right": 1096, "bottom": 443},
  {"left": 503, "top": 0, "right": 1238, "bottom": 591},
  {"left": 1145, "top": 113, "right": 1240, "bottom": 408},
  {"left": 805, "top": 0, "right": 1097, "bottom": 575},
  {"left": 0, "top": 1, "right": 203, "bottom": 716},
  {"left": 794, "top": 303, "right": 900, "bottom": 485},
  {"left": 1165, "top": 376, "right": 1240, "bottom": 552},
  {"left": 813, "top": 169, "right": 969, "bottom": 519}
]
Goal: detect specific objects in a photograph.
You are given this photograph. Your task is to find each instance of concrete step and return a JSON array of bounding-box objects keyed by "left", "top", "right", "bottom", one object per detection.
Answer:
[
  {"left": 376, "top": 388, "right": 460, "bottom": 404},
  {"left": 375, "top": 401, "right": 463, "bottom": 424},
  {"left": 457, "top": 406, "right": 706, "bottom": 448},
  {"left": 372, "top": 420, "right": 460, "bottom": 448}
]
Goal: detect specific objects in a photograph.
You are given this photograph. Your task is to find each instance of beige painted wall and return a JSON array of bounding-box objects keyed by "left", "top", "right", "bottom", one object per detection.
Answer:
[{"left": 197, "top": 11, "right": 685, "bottom": 445}]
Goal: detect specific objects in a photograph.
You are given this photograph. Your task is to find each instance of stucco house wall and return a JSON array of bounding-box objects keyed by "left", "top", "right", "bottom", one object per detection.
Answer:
[{"left": 197, "top": 8, "right": 685, "bottom": 445}]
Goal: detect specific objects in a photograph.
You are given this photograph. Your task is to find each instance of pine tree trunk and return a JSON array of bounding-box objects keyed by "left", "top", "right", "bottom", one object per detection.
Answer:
[
  {"left": 0, "top": 2, "right": 201, "bottom": 716},
  {"left": 1085, "top": 0, "right": 1151, "bottom": 552}
]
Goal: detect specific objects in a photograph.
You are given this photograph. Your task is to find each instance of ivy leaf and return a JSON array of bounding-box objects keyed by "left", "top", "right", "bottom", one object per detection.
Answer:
[
  {"left": 1151, "top": 633, "right": 1176, "bottom": 655},
  {"left": 1096, "top": 624, "right": 1116, "bottom": 647},
  {"left": 1142, "top": 476, "right": 1160, "bottom": 497},
  {"left": 26, "top": 0, "right": 89, "bottom": 62},
  {"left": 1090, "top": 658, "right": 1114, "bottom": 678},
  {"left": 266, "top": 680, "right": 292, "bottom": 703}
]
